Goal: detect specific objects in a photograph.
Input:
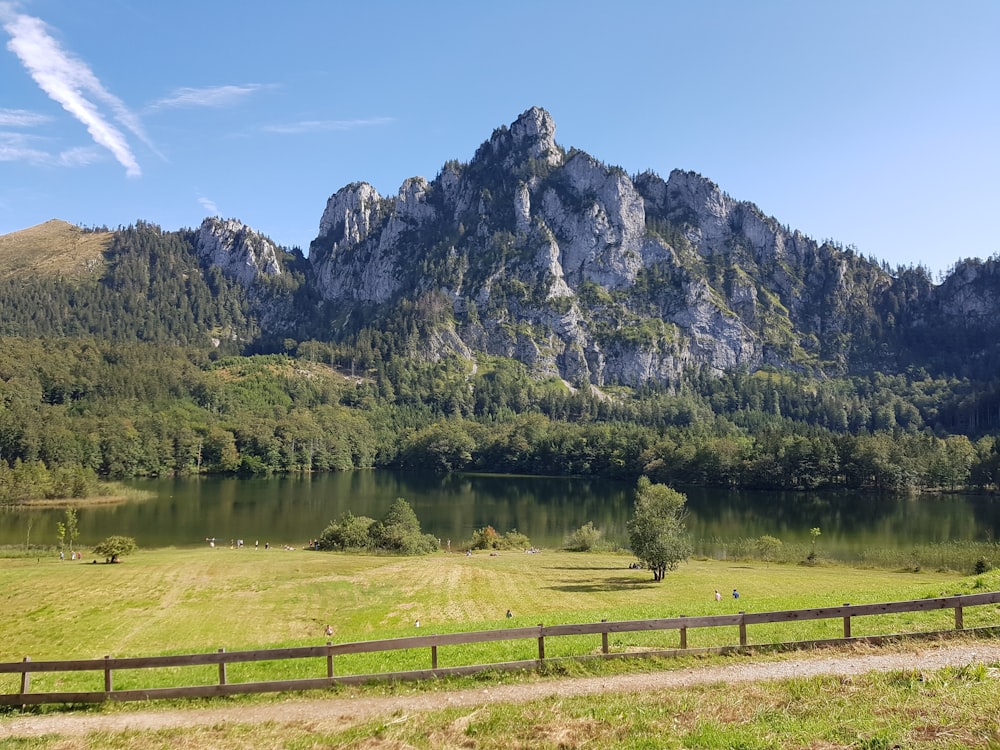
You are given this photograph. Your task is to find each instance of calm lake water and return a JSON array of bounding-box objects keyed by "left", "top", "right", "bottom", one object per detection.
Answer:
[{"left": 2, "top": 472, "right": 999, "bottom": 557}]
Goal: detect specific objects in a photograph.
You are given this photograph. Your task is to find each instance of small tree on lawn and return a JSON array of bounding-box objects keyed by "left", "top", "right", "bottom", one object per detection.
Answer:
[
  {"left": 564, "top": 521, "right": 602, "bottom": 551},
  {"left": 755, "top": 534, "right": 782, "bottom": 566},
  {"left": 56, "top": 507, "right": 80, "bottom": 556},
  {"left": 627, "top": 477, "right": 691, "bottom": 581},
  {"left": 370, "top": 498, "right": 438, "bottom": 554},
  {"left": 806, "top": 526, "right": 821, "bottom": 565},
  {"left": 93, "top": 535, "right": 137, "bottom": 563}
]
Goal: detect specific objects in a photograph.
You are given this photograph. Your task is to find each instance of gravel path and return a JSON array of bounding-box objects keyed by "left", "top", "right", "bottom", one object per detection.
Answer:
[{"left": 3, "top": 640, "right": 1000, "bottom": 739}]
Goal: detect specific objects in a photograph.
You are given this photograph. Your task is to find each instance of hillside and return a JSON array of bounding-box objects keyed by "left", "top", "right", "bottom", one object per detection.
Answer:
[
  {"left": 2, "top": 109, "right": 1000, "bottom": 385},
  {"left": 1, "top": 109, "right": 1000, "bottom": 491},
  {"left": 0, "top": 219, "right": 111, "bottom": 278}
]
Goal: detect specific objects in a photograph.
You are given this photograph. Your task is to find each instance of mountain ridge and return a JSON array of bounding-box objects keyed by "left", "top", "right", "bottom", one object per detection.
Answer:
[{"left": 3, "top": 107, "right": 999, "bottom": 385}]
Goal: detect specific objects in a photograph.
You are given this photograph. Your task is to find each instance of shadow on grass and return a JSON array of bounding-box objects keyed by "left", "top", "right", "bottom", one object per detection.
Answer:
[
  {"left": 547, "top": 577, "right": 660, "bottom": 593},
  {"left": 542, "top": 566, "right": 642, "bottom": 572}
]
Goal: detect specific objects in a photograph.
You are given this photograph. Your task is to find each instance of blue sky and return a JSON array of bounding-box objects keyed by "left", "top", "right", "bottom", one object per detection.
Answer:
[{"left": 1, "top": 1, "right": 997, "bottom": 277}]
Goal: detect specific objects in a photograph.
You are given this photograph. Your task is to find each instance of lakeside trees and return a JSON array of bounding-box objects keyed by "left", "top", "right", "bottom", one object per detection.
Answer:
[
  {"left": 1, "top": 335, "right": 1000, "bottom": 499},
  {"left": 2, "top": 219, "right": 1000, "bottom": 500},
  {"left": 316, "top": 498, "right": 438, "bottom": 554},
  {"left": 627, "top": 478, "right": 691, "bottom": 581}
]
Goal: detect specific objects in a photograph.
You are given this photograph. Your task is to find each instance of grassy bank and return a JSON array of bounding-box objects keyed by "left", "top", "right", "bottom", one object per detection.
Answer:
[{"left": 1, "top": 547, "right": 995, "bottom": 663}]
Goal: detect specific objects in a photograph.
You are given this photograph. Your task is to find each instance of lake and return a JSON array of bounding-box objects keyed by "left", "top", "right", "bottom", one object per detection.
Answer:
[{"left": 2, "top": 472, "right": 999, "bottom": 558}]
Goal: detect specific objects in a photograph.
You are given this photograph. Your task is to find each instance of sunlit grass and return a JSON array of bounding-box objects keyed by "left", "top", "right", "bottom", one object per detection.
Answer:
[
  {"left": 1, "top": 507, "right": 997, "bottom": 745},
  {"left": 1, "top": 546, "right": 997, "bottom": 698},
  {"left": 6, "top": 662, "right": 1000, "bottom": 749}
]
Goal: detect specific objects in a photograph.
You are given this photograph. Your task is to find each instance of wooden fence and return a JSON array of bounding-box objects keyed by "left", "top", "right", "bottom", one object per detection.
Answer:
[{"left": 3, "top": 591, "right": 999, "bottom": 706}]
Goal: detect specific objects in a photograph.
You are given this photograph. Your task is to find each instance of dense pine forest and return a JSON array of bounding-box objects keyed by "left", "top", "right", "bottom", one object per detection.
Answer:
[{"left": 1, "top": 221, "right": 1000, "bottom": 504}]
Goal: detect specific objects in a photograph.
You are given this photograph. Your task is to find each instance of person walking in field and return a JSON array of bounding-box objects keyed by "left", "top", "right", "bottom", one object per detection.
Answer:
[{"left": 714, "top": 589, "right": 722, "bottom": 602}]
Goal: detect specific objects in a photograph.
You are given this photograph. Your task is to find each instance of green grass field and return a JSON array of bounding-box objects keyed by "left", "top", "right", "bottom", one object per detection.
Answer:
[
  {"left": 1, "top": 546, "right": 995, "bottom": 664},
  {"left": 3, "top": 548, "right": 1000, "bottom": 748}
]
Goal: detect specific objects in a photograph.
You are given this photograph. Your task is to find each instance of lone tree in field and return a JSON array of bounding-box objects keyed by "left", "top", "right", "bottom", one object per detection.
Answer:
[
  {"left": 56, "top": 507, "right": 80, "bottom": 556},
  {"left": 93, "top": 535, "right": 137, "bottom": 563},
  {"left": 627, "top": 477, "right": 691, "bottom": 581}
]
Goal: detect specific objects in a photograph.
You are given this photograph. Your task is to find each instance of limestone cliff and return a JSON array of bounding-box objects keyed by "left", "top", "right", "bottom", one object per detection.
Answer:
[
  {"left": 306, "top": 107, "right": 910, "bottom": 386},
  {"left": 194, "top": 217, "right": 282, "bottom": 287},
  {"left": 6, "top": 108, "right": 997, "bottom": 384}
]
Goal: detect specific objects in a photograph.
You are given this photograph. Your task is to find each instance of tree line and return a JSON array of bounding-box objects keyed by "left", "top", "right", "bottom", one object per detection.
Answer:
[
  {"left": 1, "top": 220, "right": 999, "bottom": 497},
  {"left": 1, "top": 334, "right": 1000, "bottom": 503}
]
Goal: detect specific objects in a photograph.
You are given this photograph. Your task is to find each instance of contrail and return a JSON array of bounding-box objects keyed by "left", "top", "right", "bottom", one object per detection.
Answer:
[{"left": 0, "top": 3, "right": 152, "bottom": 176}]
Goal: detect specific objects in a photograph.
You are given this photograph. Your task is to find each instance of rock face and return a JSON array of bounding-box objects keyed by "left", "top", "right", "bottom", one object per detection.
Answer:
[
  {"left": 294, "top": 107, "right": 995, "bottom": 385},
  {"left": 194, "top": 217, "right": 282, "bottom": 287},
  {"left": 303, "top": 107, "right": 898, "bottom": 385}
]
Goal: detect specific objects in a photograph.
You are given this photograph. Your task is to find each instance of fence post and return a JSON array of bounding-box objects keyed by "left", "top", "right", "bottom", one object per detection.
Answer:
[
  {"left": 326, "top": 641, "right": 334, "bottom": 678},
  {"left": 738, "top": 612, "right": 747, "bottom": 646},
  {"left": 537, "top": 624, "right": 545, "bottom": 661},
  {"left": 601, "top": 619, "right": 609, "bottom": 655},
  {"left": 843, "top": 603, "right": 851, "bottom": 638},
  {"left": 431, "top": 645, "right": 438, "bottom": 670},
  {"left": 19, "top": 657, "right": 30, "bottom": 705},
  {"left": 955, "top": 605, "right": 964, "bottom": 631},
  {"left": 103, "top": 655, "right": 112, "bottom": 695},
  {"left": 218, "top": 648, "right": 227, "bottom": 686},
  {"left": 679, "top": 615, "right": 687, "bottom": 649}
]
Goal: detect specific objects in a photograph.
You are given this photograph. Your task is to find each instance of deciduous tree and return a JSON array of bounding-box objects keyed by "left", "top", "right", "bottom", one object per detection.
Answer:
[{"left": 627, "top": 477, "right": 691, "bottom": 581}]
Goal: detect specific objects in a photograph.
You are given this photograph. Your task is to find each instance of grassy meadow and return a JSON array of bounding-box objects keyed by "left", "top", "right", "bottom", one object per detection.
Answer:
[
  {"left": 3, "top": 547, "right": 1000, "bottom": 748},
  {"left": 1, "top": 547, "right": 997, "bottom": 678},
  {"left": 0, "top": 219, "right": 110, "bottom": 279}
]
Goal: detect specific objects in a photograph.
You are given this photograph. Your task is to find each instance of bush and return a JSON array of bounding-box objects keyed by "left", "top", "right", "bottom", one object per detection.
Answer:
[
  {"left": 564, "top": 521, "right": 602, "bottom": 551},
  {"left": 316, "top": 512, "right": 376, "bottom": 550},
  {"left": 315, "top": 499, "right": 438, "bottom": 555},
  {"left": 370, "top": 498, "right": 439, "bottom": 554},
  {"left": 974, "top": 556, "right": 992, "bottom": 575},
  {"left": 466, "top": 525, "right": 532, "bottom": 551}
]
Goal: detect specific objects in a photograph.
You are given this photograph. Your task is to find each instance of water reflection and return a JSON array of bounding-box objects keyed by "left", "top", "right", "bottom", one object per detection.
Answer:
[{"left": 0, "top": 473, "right": 996, "bottom": 557}]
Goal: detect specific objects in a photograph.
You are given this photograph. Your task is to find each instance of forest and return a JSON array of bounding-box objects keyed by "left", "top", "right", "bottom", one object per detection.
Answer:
[
  {"left": 1, "top": 334, "right": 998, "bottom": 505},
  {"left": 1, "top": 221, "right": 999, "bottom": 503}
]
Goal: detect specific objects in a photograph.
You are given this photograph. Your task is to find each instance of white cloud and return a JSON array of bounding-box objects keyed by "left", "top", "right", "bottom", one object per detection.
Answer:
[
  {"left": 0, "top": 3, "right": 150, "bottom": 176},
  {"left": 0, "top": 107, "right": 50, "bottom": 127},
  {"left": 0, "top": 142, "right": 48, "bottom": 163},
  {"left": 197, "top": 195, "right": 219, "bottom": 215},
  {"left": 0, "top": 130, "right": 98, "bottom": 168},
  {"left": 56, "top": 146, "right": 100, "bottom": 167},
  {"left": 148, "top": 84, "right": 272, "bottom": 111},
  {"left": 262, "top": 117, "right": 393, "bottom": 135}
]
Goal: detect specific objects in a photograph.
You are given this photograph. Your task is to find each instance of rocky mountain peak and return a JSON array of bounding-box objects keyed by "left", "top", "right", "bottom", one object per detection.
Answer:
[
  {"left": 316, "top": 182, "right": 385, "bottom": 246},
  {"left": 194, "top": 217, "right": 281, "bottom": 286},
  {"left": 300, "top": 107, "right": 999, "bottom": 386},
  {"left": 508, "top": 106, "right": 561, "bottom": 167},
  {"left": 475, "top": 106, "right": 563, "bottom": 173}
]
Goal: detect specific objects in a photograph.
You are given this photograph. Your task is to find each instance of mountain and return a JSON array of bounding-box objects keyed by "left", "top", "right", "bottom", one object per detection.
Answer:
[
  {"left": 3, "top": 107, "right": 999, "bottom": 385},
  {"left": 0, "top": 219, "right": 111, "bottom": 278},
  {"left": 306, "top": 107, "right": 1000, "bottom": 384}
]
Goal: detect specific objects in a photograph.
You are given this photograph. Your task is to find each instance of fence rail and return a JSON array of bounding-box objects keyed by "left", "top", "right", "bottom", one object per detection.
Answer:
[{"left": 3, "top": 591, "right": 999, "bottom": 706}]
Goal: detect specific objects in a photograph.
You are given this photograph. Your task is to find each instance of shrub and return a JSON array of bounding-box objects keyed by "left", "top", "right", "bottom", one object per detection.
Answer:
[
  {"left": 564, "top": 521, "right": 602, "bottom": 551},
  {"left": 315, "top": 499, "right": 438, "bottom": 555},
  {"left": 467, "top": 526, "right": 532, "bottom": 551},
  {"left": 316, "top": 512, "right": 376, "bottom": 550}
]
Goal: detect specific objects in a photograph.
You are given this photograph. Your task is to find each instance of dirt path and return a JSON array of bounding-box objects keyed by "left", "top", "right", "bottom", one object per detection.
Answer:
[{"left": 3, "top": 641, "right": 1000, "bottom": 739}]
